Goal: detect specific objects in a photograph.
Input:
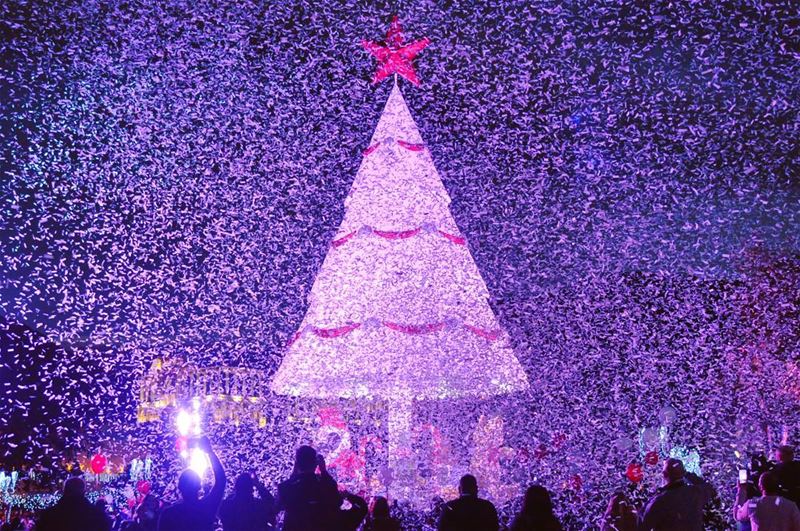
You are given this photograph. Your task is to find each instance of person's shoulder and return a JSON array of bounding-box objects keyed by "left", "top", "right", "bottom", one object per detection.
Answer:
[
  {"left": 781, "top": 496, "right": 800, "bottom": 510},
  {"left": 39, "top": 502, "right": 59, "bottom": 516},
  {"left": 478, "top": 497, "right": 498, "bottom": 510},
  {"left": 36, "top": 503, "right": 57, "bottom": 525},
  {"left": 644, "top": 488, "right": 670, "bottom": 509},
  {"left": 278, "top": 477, "right": 295, "bottom": 489},
  {"left": 159, "top": 501, "right": 183, "bottom": 516},
  {"left": 444, "top": 497, "right": 461, "bottom": 509}
]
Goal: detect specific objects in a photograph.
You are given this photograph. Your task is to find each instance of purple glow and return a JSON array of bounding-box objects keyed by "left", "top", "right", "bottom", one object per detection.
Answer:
[{"left": 0, "top": 1, "right": 798, "bottom": 527}]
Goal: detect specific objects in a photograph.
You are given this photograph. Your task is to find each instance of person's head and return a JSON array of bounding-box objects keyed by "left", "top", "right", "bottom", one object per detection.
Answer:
[
  {"left": 606, "top": 492, "right": 635, "bottom": 518},
  {"left": 777, "top": 445, "right": 794, "bottom": 464},
  {"left": 458, "top": 474, "right": 478, "bottom": 496},
  {"left": 234, "top": 473, "right": 254, "bottom": 497},
  {"left": 759, "top": 471, "right": 780, "bottom": 496},
  {"left": 140, "top": 493, "right": 159, "bottom": 510},
  {"left": 295, "top": 445, "right": 318, "bottom": 474},
  {"left": 63, "top": 477, "right": 86, "bottom": 498},
  {"left": 371, "top": 496, "right": 390, "bottom": 519},
  {"left": 521, "top": 485, "right": 554, "bottom": 517},
  {"left": 136, "top": 494, "right": 160, "bottom": 523},
  {"left": 662, "top": 458, "right": 685, "bottom": 484},
  {"left": 177, "top": 469, "right": 202, "bottom": 501}
]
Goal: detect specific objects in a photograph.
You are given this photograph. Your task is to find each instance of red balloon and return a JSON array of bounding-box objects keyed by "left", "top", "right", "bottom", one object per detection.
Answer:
[
  {"left": 645, "top": 451, "right": 659, "bottom": 466},
  {"left": 626, "top": 463, "right": 644, "bottom": 483},
  {"left": 90, "top": 454, "right": 107, "bottom": 474},
  {"left": 136, "top": 480, "right": 151, "bottom": 495}
]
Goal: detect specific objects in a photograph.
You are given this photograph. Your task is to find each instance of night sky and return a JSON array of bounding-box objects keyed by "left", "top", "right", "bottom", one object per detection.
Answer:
[{"left": 1, "top": 0, "right": 799, "bottom": 526}]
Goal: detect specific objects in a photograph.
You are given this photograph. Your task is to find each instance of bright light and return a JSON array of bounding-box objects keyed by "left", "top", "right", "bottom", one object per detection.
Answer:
[
  {"left": 191, "top": 411, "right": 202, "bottom": 435},
  {"left": 176, "top": 410, "right": 192, "bottom": 436},
  {"left": 188, "top": 448, "right": 209, "bottom": 477}
]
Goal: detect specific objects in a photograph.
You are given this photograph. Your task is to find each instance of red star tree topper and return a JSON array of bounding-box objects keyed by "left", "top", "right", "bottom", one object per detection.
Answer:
[{"left": 361, "top": 16, "right": 430, "bottom": 86}]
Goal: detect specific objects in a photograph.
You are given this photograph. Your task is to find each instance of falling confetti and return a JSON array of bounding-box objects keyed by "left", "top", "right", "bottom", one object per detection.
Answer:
[{"left": 0, "top": 1, "right": 798, "bottom": 528}]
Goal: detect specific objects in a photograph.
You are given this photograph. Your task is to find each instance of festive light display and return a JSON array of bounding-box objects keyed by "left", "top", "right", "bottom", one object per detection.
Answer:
[
  {"left": 361, "top": 16, "right": 430, "bottom": 86},
  {"left": 270, "top": 79, "right": 529, "bottom": 496},
  {"left": 271, "top": 81, "right": 528, "bottom": 399},
  {"left": 1, "top": 1, "right": 799, "bottom": 527},
  {"left": 137, "top": 358, "right": 269, "bottom": 427},
  {"left": 188, "top": 448, "right": 210, "bottom": 478}
]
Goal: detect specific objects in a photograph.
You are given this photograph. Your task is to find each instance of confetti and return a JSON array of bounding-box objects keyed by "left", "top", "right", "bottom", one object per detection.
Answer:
[{"left": 0, "top": 2, "right": 798, "bottom": 528}]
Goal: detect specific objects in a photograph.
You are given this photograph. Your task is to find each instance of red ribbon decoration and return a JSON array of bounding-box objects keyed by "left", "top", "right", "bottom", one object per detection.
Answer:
[
  {"left": 372, "top": 228, "right": 420, "bottom": 240},
  {"left": 331, "top": 226, "right": 466, "bottom": 248},
  {"left": 286, "top": 331, "right": 302, "bottom": 348},
  {"left": 362, "top": 143, "right": 380, "bottom": 157},
  {"left": 438, "top": 230, "right": 466, "bottom": 245},
  {"left": 464, "top": 324, "right": 501, "bottom": 340},
  {"left": 331, "top": 231, "right": 357, "bottom": 248},
  {"left": 397, "top": 139, "right": 425, "bottom": 151},
  {"left": 313, "top": 323, "right": 361, "bottom": 338},
  {"left": 287, "top": 320, "right": 500, "bottom": 347}
]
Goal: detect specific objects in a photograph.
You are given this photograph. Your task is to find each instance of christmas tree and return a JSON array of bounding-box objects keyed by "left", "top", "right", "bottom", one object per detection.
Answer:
[{"left": 270, "top": 17, "right": 528, "bottom": 485}]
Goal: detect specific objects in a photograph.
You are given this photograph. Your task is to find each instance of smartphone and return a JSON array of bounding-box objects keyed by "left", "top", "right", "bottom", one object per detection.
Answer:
[{"left": 738, "top": 469, "right": 748, "bottom": 484}]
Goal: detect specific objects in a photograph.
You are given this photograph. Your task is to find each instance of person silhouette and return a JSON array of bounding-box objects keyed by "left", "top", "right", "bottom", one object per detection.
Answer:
[
  {"left": 334, "top": 491, "right": 368, "bottom": 531},
  {"left": 219, "top": 472, "right": 276, "bottom": 531},
  {"left": 510, "top": 485, "right": 562, "bottom": 531},
  {"left": 35, "top": 477, "right": 111, "bottom": 531},
  {"left": 157, "top": 436, "right": 226, "bottom": 531},
  {"left": 438, "top": 474, "right": 499, "bottom": 531},
  {"left": 735, "top": 470, "right": 800, "bottom": 530},
  {"left": 363, "top": 496, "right": 400, "bottom": 531},
  {"left": 135, "top": 494, "right": 161, "bottom": 531},
  {"left": 775, "top": 445, "right": 800, "bottom": 506},
  {"left": 639, "top": 458, "right": 714, "bottom": 531},
  {"left": 277, "top": 446, "right": 340, "bottom": 531},
  {"left": 600, "top": 492, "right": 636, "bottom": 531}
]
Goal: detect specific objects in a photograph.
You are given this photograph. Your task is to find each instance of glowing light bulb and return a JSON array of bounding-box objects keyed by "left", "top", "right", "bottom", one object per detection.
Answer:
[
  {"left": 176, "top": 410, "right": 192, "bottom": 436},
  {"left": 188, "top": 448, "right": 209, "bottom": 477},
  {"left": 192, "top": 411, "right": 202, "bottom": 435}
]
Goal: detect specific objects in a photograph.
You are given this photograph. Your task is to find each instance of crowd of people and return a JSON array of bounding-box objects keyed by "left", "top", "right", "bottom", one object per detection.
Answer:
[{"left": 3, "top": 439, "right": 799, "bottom": 531}]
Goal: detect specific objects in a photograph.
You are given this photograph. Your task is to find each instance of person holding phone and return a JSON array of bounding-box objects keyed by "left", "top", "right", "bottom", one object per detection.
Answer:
[
  {"left": 336, "top": 490, "right": 368, "bottom": 531},
  {"left": 219, "top": 471, "right": 276, "bottom": 531},
  {"left": 157, "top": 436, "right": 227, "bottom": 531},
  {"left": 735, "top": 470, "right": 800, "bottom": 530},
  {"left": 276, "top": 446, "right": 340, "bottom": 531}
]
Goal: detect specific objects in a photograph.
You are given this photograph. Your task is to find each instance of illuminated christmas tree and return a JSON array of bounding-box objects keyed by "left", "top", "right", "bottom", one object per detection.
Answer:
[{"left": 270, "top": 17, "right": 528, "bottom": 487}]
